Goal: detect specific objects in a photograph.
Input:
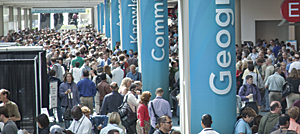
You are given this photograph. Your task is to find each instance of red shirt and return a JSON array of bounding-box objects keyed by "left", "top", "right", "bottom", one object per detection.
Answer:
[{"left": 137, "top": 103, "right": 150, "bottom": 127}]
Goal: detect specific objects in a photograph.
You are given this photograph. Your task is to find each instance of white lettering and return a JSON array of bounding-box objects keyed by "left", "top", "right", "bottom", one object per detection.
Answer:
[
  {"left": 155, "top": 20, "right": 164, "bottom": 35},
  {"left": 154, "top": 3, "right": 164, "bottom": 18},
  {"left": 216, "top": 30, "right": 231, "bottom": 48},
  {"left": 209, "top": 71, "right": 232, "bottom": 95},
  {"left": 156, "top": 37, "right": 164, "bottom": 47},
  {"left": 130, "top": 35, "right": 137, "bottom": 43},
  {"left": 151, "top": 48, "right": 165, "bottom": 61},
  {"left": 289, "top": 2, "right": 299, "bottom": 17},
  {"left": 152, "top": 1, "right": 165, "bottom": 61},
  {"left": 216, "top": 51, "right": 231, "bottom": 68},
  {"left": 215, "top": 9, "right": 234, "bottom": 27}
]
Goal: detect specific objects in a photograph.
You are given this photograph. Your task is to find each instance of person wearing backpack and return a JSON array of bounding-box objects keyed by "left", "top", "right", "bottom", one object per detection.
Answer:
[
  {"left": 286, "top": 68, "right": 300, "bottom": 108},
  {"left": 148, "top": 88, "right": 172, "bottom": 134},
  {"left": 238, "top": 75, "right": 261, "bottom": 114}
]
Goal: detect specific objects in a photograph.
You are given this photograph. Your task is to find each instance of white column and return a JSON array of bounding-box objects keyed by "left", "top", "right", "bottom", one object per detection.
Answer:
[
  {"left": 137, "top": 0, "right": 142, "bottom": 72},
  {"left": 289, "top": 24, "right": 295, "bottom": 40},
  {"left": 29, "top": 9, "right": 32, "bottom": 29},
  {"left": 0, "top": 5, "right": 3, "bottom": 36},
  {"left": 178, "top": 0, "right": 191, "bottom": 133},
  {"left": 9, "top": 6, "right": 13, "bottom": 30},
  {"left": 91, "top": 7, "right": 95, "bottom": 27},
  {"left": 63, "top": 13, "right": 68, "bottom": 25},
  {"left": 38, "top": 13, "right": 41, "bottom": 30},
  {"left": 50, "top": 13, "right": 54, "bottom": 29}
]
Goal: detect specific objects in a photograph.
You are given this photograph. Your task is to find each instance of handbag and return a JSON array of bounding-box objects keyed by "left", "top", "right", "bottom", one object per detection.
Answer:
[
  {"left": 282, "top": 82, "right": 293, "bottom": 98},
  {"left": 63, "top": 91, "right": 73, "bottom": 120},
  {"left": 150, "top": 102, "right": 160, "bottom": 125},
  {"left": 118, "top": 94, "right": 137, "bottom": 127}
]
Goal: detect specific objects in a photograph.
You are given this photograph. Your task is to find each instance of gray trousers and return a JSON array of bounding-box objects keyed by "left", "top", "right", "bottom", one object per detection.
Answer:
[{"left": 269, "top": 92, "right": 282, "bottom": 104}]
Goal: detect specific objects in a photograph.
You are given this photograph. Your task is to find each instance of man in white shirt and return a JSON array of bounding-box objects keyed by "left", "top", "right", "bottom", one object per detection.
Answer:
[
  {"left": 64, "top": 106, "right": 92, "bottom": 134},
  {"left": 124, "top": 84, "right": 141, "bottom": 134},
  {"left": 289, "top": 54, "right": 300, "bottom": 73},
  {"left": 198, "top": 114, "right": 219, "bottom": 134},
  {"left": 112, "top": 61, "right": 124, "bottom": 87}
]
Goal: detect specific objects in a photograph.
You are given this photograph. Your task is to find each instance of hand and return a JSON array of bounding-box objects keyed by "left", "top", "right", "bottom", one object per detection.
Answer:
[
  {"left": 136, "top": 90, "right": 140, "bottom": 95},
  {"left": 68, "top": 89, "right": 71, "bottom": 93},
  {"left": 63, "top": 130, "right": 75, "bottom": 134},
  {"left": 258, "top": 106, "right": 261, "bottom": 111},
  {"left": 246, "top": 94, "right": 253, "bottom": 99},
  {"left": 97, "top": 125, "right": 102, "bottom": 130}
]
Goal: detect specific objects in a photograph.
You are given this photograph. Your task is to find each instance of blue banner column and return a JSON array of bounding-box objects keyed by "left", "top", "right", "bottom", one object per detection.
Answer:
[
  {"left": 100, "top": 3, "right": 104, "bottom": 34},
  {"left": 187, "top": 0, "right": 236, "bottom": 133},
  {"left": 121, "top": 0, "right": 137, "bottom": 53},
  {"left": 139, "top": 0, "right": 169, "bottom": 100},
  {"left": 110, "top": 0, "right": 120, "bottom": 51},
  {"left": 105, "top": 0, "right": 111, "bottom": 38},
  {"left": 97, "top": 4, "right": 100, "bottom": 32}
]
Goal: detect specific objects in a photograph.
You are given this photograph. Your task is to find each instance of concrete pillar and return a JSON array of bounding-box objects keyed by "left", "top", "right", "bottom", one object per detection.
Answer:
[
  {"left": 91, "top": 7, "right": 95, "bottom": 27},
  {"left": 17, "top": 7, "right": 21, "bottom": 29},
  {"left": 29, "top": 9, "right": 32, "bottom": 29},
  {"left": 0, "top": 5, "right": 4, "bottom": 36},
  {"left": 235, "top": 0, "right": 241, "bottom": 49},
  {"left": 289, "top": 24, "right": 295, "bottom": 40},
  {"left": 9, "top": 7, "right": 13, "bottom": 22},
  {"left": 24, "top": 8, "right": 28, "bottom": 29}
]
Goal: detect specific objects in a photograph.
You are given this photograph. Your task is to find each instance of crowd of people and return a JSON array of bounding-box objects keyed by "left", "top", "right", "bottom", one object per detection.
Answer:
[
  {"left": 0, "top": 24, "right": 180, "bottom": 134},
  {"left": 235, "top": 39, "right": 300, "bottom": 134}
]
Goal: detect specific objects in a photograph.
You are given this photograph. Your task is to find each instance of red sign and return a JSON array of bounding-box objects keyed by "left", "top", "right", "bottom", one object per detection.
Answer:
[{"left": 281, "top": 0, "right": 300, "bottom": 22}]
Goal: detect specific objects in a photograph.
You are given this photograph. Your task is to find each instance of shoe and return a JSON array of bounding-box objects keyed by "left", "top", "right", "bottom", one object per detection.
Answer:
[{"left": 261, "top": 109, "right": 270, "bottom": 112}]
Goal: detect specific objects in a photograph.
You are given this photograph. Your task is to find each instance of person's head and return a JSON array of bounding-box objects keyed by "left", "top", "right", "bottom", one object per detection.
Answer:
[
  {"left": 247, "top": 64, "right": 254, "bottom": 72},
  {"left": 274, "top": 67, "right": 281, "bottom": 74},
  {"left": 0, "top": 89, "right": 10, "bottom": 101},
  {"left": 256, "top": 58, "right": 264, "bottom": 66},
  {"left": 71, "top": 106, "right": 83, "bottom": 121},
  {"left": 130, "top": 65, "right": 136, "bottom": 73},
  {"left": 84, "top": 58, "right": 90, "bottom": 65},
  {"left": 155, "top": 88, "right": 164, "bottom": 97},
  {"left": 75, "top": 61, "right": 80, "bottom": 68},
  {"left": 49, "top": 70, "right": 56, "bottom": 77},
  {"left": 252, "top": 48, "right": 256, "bottom": 54},
  {"left": 140, "top": 91, "right": 152, "bottom": 105},
  {"left": 280, "top": 62, "right": 286, "bottom": 71},
  {"left": 201, "top": 114, "right": 213, "bottom": 128},
  {"left": 266, "top": 58, "right": 272, "bottom": 65},
  {"left": 108, "top": 129, "right": 120, "bottom": 134},
  {"left": 119, "top": 54, "right": 125, "bottom": 61},
  {"left": 75, "top": 51, "right": 80, "bottom": 56},
  {"left": 279, "top": 114, "right": 290, "bottom": 128},
  {"left": 82, "top": 70, "right": 89, "bottom": 78},
  {"left": 129, "top": 84, "right": 138, "bottom": 95},
  {"left": 289, "top": 68, "right": 299, "bottom": 80},
  {"left": 108, "top": 112, "right": 121, "bottom": 125},
  {"left": 50, "top": 125, "right": 63, "bottom": 134},
  {"left": 110, "top": 82, "right": 119, "bottom": 91},
  {"left": 81, "top": 106, "right": 91, "bottom": 117},
  {"left": 63, "top": 72, "right": 74, "bottom": 83},
  {"left": 245, "top": 75, "right": 253, "bottom": 85},
  {"left": 134, "top": 81, "right": 142, "bottom": 91},
  {"left": 115, "top": 61, "right": 120, "bottom": 67},
  {"left": 240, "top": 107, "right": 257, "bottom": 123},
  {"left": 121, "top": 77, "right": 132, "bottom": 88},
  {"left": 282, "top": 52, "right": 287, "bottom": 60},
  {"left": 50, "top": 57, "right": 57, "bottom": 64},
  {"left": 0, "top": 106, "right": 9, "bottom": 122},
  {"left": 104, "top": 65, "right": 111, "bottom": 75},
  {"left": 133, "top": 51, "right": 138, "bottom": 57},
  {"left": 35, "top": 114, "right": 50, "bottom": 129},
  {"left": 270, "top": 101, "right": 282, "bottom": 114},
  {"left": 287, "top": 106, "right": 299, "bottom": 120},
  {"left": 157, "top": 115, "right": 173, "bottom": 133},
  {"left": 295, "top": 54, "right": 300, "bottom": 61}
]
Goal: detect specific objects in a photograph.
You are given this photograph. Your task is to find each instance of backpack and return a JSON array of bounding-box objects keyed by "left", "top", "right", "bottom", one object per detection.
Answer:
[
  {"left": 118, "top": 95, "right": 137, "bottom": 127},
  {"left": 282, "top": 82, "right": 294, "bottom": 98},
  {"left": 95, "top": 75, "right": 102, "bottom": 86}
]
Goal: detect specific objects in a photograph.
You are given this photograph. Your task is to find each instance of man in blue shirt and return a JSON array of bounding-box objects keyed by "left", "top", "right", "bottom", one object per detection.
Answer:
[
  {"left": 272, "top": 43, "right": 282, "bottom": 58},
  {"left": 126, "top": 65, "right": 142, "bottom": 81},
  {"left": 77, "top": 70, "right": 97, "bottom": 114}
]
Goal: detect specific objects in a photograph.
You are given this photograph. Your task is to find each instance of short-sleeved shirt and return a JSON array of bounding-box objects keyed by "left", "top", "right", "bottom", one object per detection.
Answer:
[
  {"left": 234, "top": 118, "right": 252, "bottom": 134},
  {"left": 71, "top": 56, "right": 84, "bottom": 68},
  {"left": 2, "top": 120, "right": 18, "bottom": 134},
  {"left": 0, "top": 100, "right": 21, "bottom": 119}
]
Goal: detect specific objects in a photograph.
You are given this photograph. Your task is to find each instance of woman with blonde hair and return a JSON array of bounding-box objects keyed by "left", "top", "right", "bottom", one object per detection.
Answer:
[
  {"left": 119, "top": 77, "right": 132, "bottom": 95},
  {"left": 136, "top": 91, "right": 152, "bottom": 134},
  {"left": 286, "top": 68, "right": 300, "bottom": 108},
  {"left": 100, "top": 112, "right": 124, "bottom": 134}
]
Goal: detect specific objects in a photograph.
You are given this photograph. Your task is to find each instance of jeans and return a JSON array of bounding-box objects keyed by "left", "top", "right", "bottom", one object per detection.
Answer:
[
  {"left": 49, "top": 98, "right": 63, "bottom": 122},
  {"left": 264, "top": 89, "right": 270, "bottom": 110},
  {"left": 61, "top": 107, "right": 71, "bottom": 129}
]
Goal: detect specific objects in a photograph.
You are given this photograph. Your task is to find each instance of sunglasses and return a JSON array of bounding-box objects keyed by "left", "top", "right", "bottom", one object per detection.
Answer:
[{"left": 163, "top": 121, "right": 173, "bottom": 124}]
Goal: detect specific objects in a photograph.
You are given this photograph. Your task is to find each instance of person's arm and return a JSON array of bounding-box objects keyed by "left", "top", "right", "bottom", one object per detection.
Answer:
[
  {"left": 75, "top": 85, "right": 81, "bottom": 105},
  {"left": 121, "top": 87, "right": 128, "bottom": 95},
  {"left": 92, "top": 81, "right": 97, "bottom": 96},
  {"left": 256, "top": 86, "right": 261, "bottom": 106},
  {"left": 238, "top": 86, "right": 248, "bottom": 101},
  {"left": 128, "top": 94, "right": 140, "bottom": 107},
  {"left": 10, "top": 104, "right": 21, "bottom": 121},
  {"left": 258, "top": 74, "right": 264, "bottom": 89},
  {"left": 59, "top": 84, "right": 67, "bottom": 98},
  {"left": 104, "top": 84, "right": 112, "bottom": 94},
  {"left": 166, "top": 102, "right": 172, "bottom": 118},
  {"left": 242, "top": 76, "right": 246, "bottom": 85},
  {"left": 100, "top": 97, "right": 108, "bottom": 115},
  {"left": 138, "top": 105, "right": 145, "bottom": 127}
]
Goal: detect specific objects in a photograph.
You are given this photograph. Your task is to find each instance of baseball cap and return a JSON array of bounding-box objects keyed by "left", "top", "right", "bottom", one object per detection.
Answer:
[{"left": 50, "top": 125, "right": 62, "bottom": 134}]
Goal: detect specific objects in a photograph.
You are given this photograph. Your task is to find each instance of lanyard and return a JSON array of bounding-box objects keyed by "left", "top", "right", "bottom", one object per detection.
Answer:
[{"left": 73, "top": 116, "right": 85, "bottom": 133}]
